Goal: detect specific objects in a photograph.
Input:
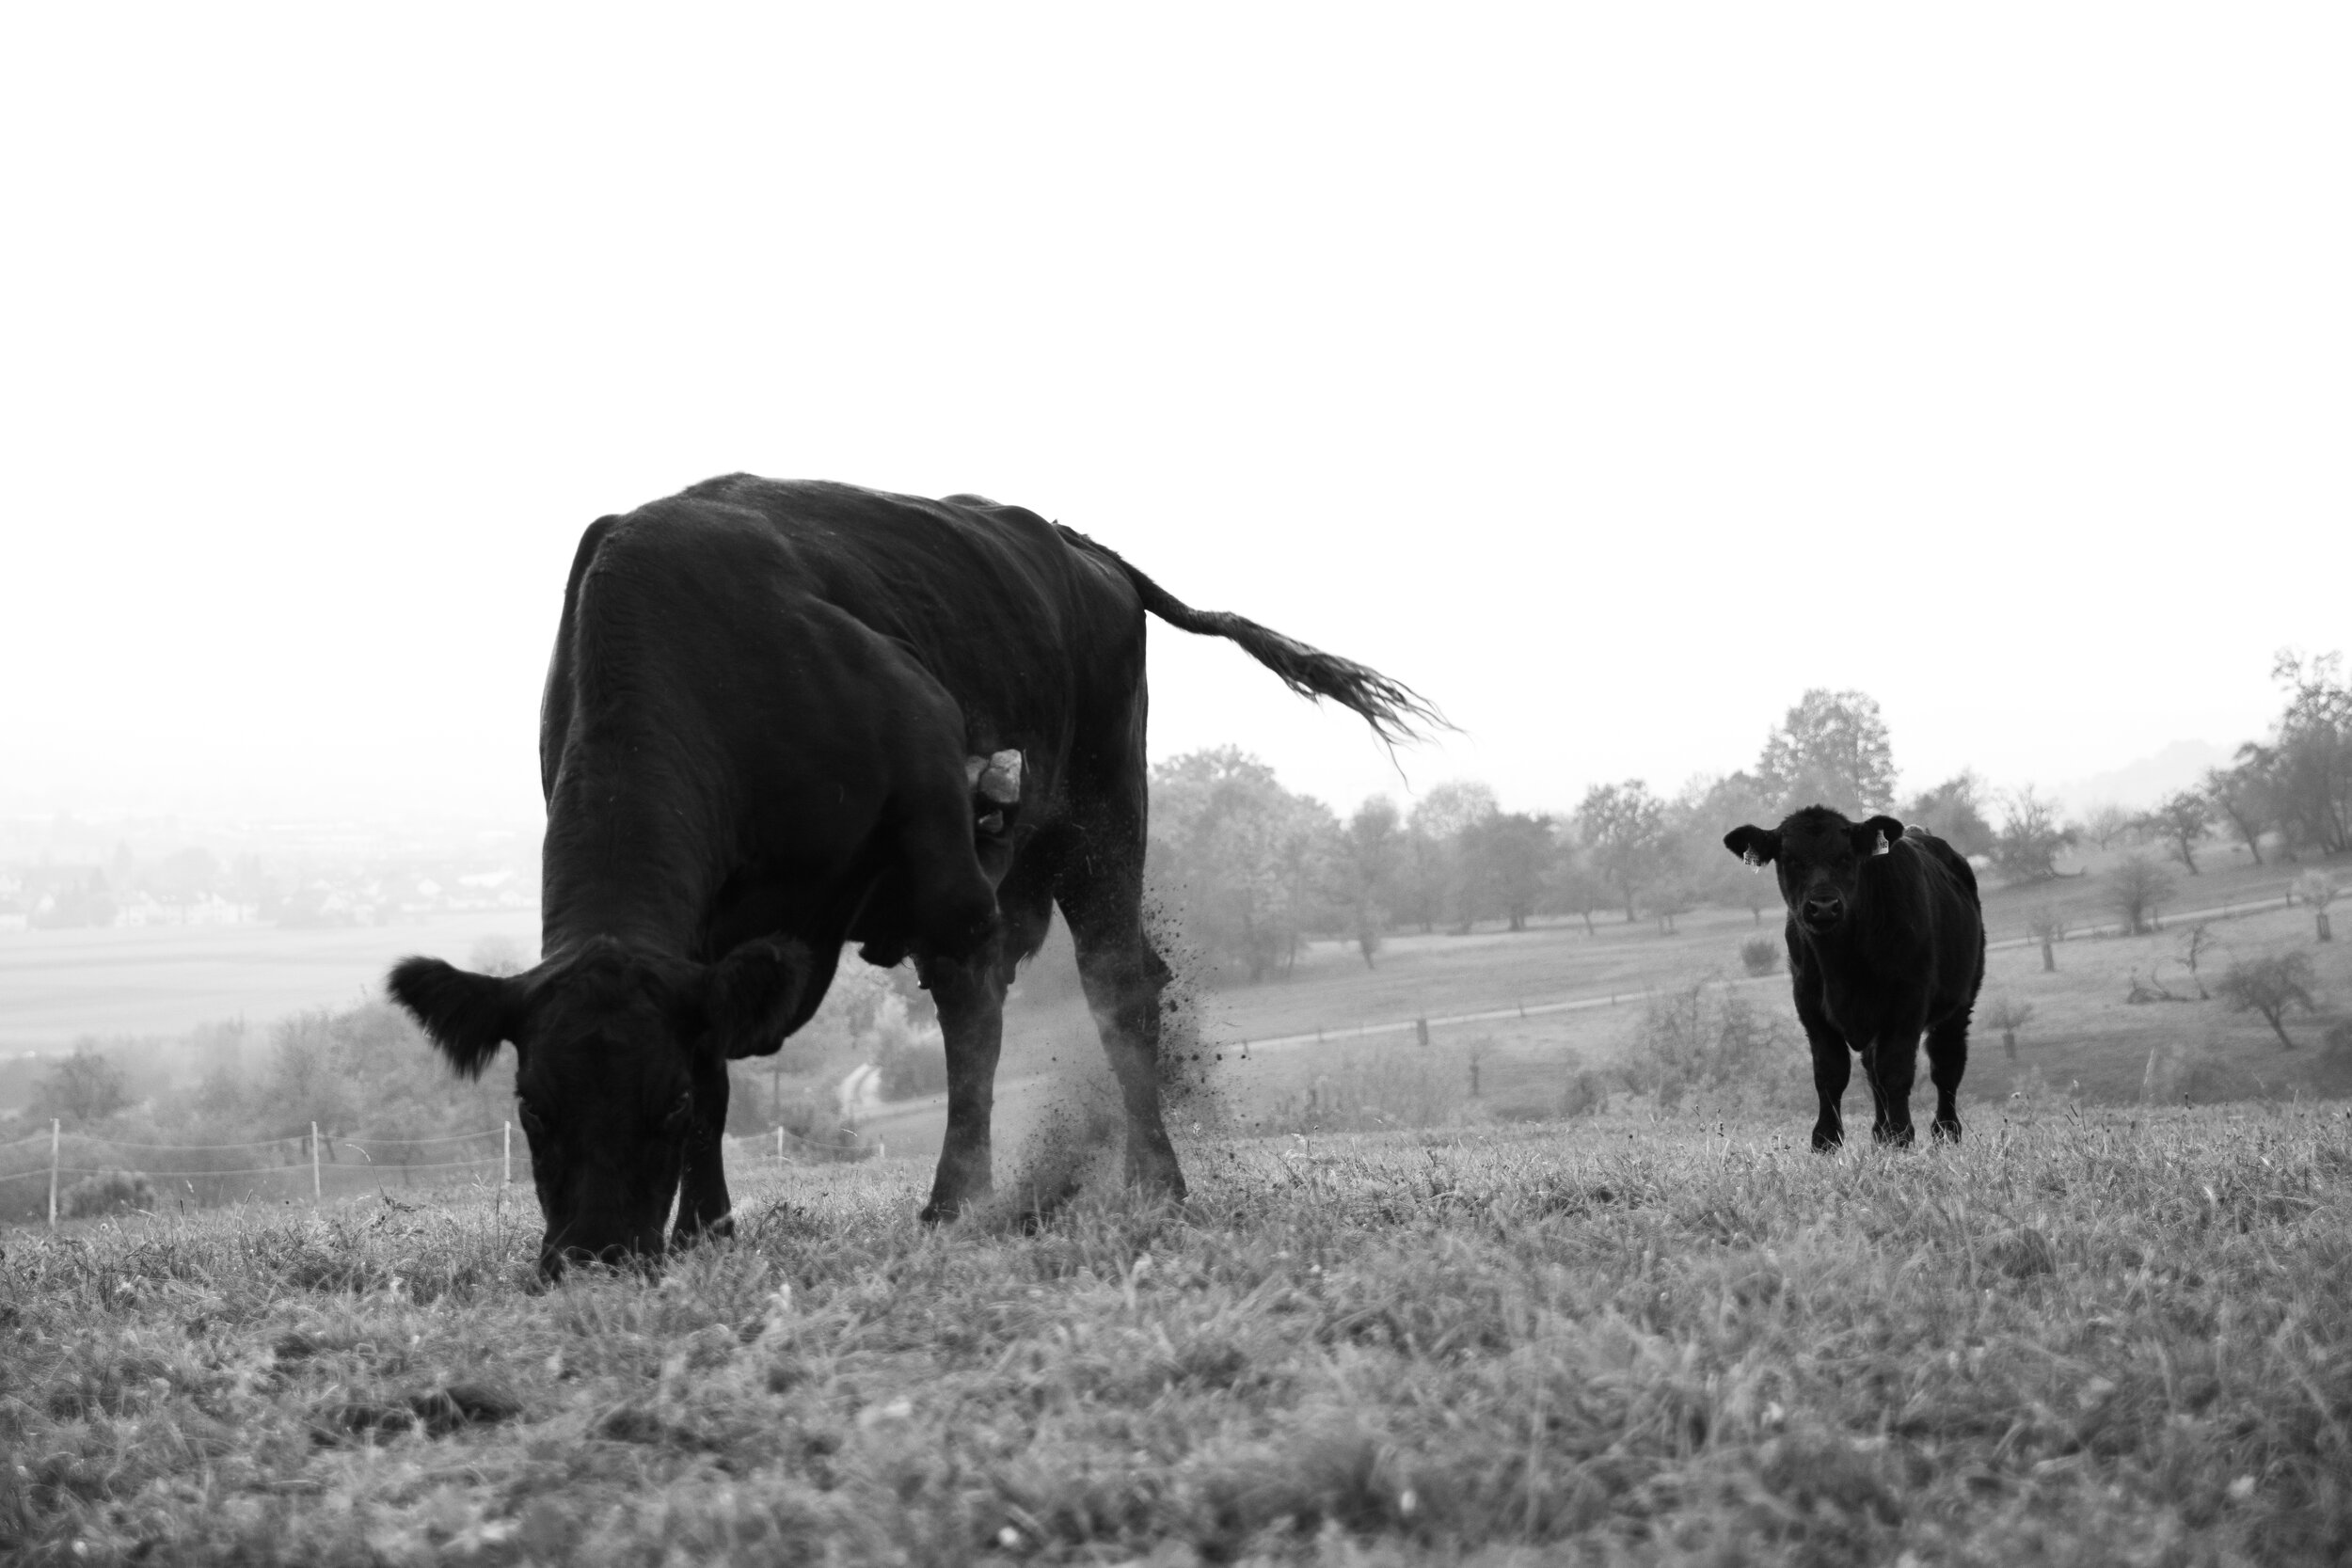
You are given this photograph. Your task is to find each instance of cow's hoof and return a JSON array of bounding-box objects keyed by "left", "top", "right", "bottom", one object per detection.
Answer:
[
  {"left": 1873, "top": 1126, "right": 1916, "bottom": 1149},
  {"left": 1123, "top": 1141, "right": 1187, "bottom": 1202},
  {"left": 1931, "top": 1119, "right": 1963, "bottom": 1144},
  {"left": 670, "top": 1213, "right": 735, "bottom": 1252}
]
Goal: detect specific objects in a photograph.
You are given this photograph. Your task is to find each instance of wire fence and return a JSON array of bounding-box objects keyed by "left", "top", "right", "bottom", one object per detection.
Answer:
[{"left": 0, "top": 1112, "right": 884, "bottom": 1227}]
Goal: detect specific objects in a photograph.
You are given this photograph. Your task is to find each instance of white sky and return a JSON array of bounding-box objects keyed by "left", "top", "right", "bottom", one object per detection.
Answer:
[{"left": 3, "top": 6, "right": 2344, "bottom": 830}]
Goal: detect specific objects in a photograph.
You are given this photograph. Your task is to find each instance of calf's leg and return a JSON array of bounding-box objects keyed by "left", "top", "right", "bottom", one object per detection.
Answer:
[
  {"left": 1867, "top": 1030, "right": 1921, "bottom": 1147},
  {"left": 1793, "top": 985, "right": 1850, "bottom": 1150},
  {"left": 1925, "top": 1012, "right": 1968, "bottom": 1142}
]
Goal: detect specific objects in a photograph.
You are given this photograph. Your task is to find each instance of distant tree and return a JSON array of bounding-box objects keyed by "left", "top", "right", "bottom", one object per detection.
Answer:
[
  {"left": 2108, "top": 850, "right": 2176, "bottom": 935},
  {"left": 1901, "top": 772, "right": 1996, "bottom": 858},
  {"left": 2025, "top": 905, "right": 2065, "bottom": 972},
  {"left": 2260, "top": 650, "right": 2351, "bottom": 855},
  {"left": 1396, "top": 820, "right": 1448, "bottom": 934},
  {"left": 1739, "top": 937, "right": 1780, "bottom": 976},
  {"left": 2078, "top": 802, "right": 2137, "bottom": 851},
  {"left": 2203, "top": 758, "right": 2273, "bottom": 865},
  {"left": 1548, "top": 853, "right": 1609, "bottom": 936},
  {"left": 2295, "top": 871, "right": 2337, "bottom": 942},
  {"left": 2136, "top": 790, "right": 2211, "bottom": 875},
  {"left": 1991, "top": 786, "right": 2077, "bottom": 883},
  {"left": 1409, "top": 781, "right": 1500, "bottom": 934},
  {"left": 1756, "top": 689, "right": 1898, "bottom": 816},
  {"left": 1980, "top": 995, "right": 2033, "bottom": 1059},
  {"left": 1332, "top": 796, "right": 1405, "bottom": 967},
  {"left": 2216, "top": 952, "right": 2319, "bottom": 1049},
  {"left": 1463, "top": 811, "right": 1556, "bottom": 932},
  {"left": 1693, "top": 772, "right": 1781, "bottom": 925},
  {"left": 1149, "top": 748, "right": 1337, "bottom": 981},
  {"left": 1579, "top": 780, "right": 1668, "bottom": 923},
  {"left": 31, "top": 1044, "right": 131, "bottom": 1128}
]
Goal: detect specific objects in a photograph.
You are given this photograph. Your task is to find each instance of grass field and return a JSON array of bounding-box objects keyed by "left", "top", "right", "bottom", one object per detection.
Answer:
[
  {"left": 0, "top": 911, "right": 542, "bottom": 1053},
  {"left": 6, "top": 1107, "right": 2350, "bottom": 1565}
]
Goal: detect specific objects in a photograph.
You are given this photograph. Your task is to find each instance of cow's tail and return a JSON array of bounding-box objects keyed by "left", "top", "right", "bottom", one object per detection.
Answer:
[{"left": 1058, "top": 525, "right": 1446, "bottom": 745}]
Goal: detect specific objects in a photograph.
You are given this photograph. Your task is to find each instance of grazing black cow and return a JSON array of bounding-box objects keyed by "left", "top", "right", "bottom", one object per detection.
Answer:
[
  {"left": 386, "top": 476, "right": 1435, "bottom": 1275},
  {"left": 1721, "top": 807, "right": 1985, "bottom": 1150}
]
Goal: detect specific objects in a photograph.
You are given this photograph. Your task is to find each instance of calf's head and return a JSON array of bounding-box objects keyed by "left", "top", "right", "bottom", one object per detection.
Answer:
[
  {"left": 1723, "top": 807, "right": 1904, "bottom": 936},
  {"left": 386, "top": 936, "right": 809, "bottom": 1277}
]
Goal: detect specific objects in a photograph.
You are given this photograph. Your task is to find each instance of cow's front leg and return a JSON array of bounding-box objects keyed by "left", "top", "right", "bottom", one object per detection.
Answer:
[
  {"left": 1792, "top": 979, "right": 1849, "bottom": 1151},
  {"left": 1806, "top": 1032, "right": 1851, "bottom": 1150},
  {"left": 918, "top": 944, "right": 1005, "bottom": 1222},
  {"left": 672, "top": 1051, "right": 735, "bottom": 1248}
]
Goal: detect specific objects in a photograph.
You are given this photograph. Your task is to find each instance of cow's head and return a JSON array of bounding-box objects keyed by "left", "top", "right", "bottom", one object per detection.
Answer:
[
  {"left": 385, "top": 935, "right": 810, "bottom": 1278},
  {"left": 1723, "top": 806, "right": 1904, "bottom": 937}
]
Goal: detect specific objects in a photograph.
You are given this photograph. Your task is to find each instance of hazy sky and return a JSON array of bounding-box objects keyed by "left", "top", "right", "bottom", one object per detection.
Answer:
[{"left": 4, "top": 6, "right": 2344, "bottom": 828}]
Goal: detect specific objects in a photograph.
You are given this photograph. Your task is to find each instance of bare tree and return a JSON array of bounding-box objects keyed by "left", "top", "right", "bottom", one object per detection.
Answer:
[
  {"left": 2296, "top": 871, "right": 2337, "bottom": 942},
  {"left": 1980, "top": 995, "right": 2033, "bottom": 1059},
  {"left": 2135, "top": 790, "right": 2211, "bottom": 874},
  {"left": 32, "top": 1044, "right": 132, "bottom": 1128},
  {"left": 2108, "top": 850, "right": 2176, "bottom": 935},
  {"left": 2177, "top": 922, "right": 2217, "bottom": 999},
  {"left": 2216, "top": 952, "right": 2319, "bottom": 1048},
  {"left": 2025, "top": 905, "right": 2065, "bottom": 972},
  {"left": 1992, "top": 786, "right": 2078, "bottom": 883},
  {"left": 2079, "top": 802, "right": 2137, "bottom": 851}
]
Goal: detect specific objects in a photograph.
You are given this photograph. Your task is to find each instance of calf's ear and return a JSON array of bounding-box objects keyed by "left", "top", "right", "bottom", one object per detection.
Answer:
[
  {"left": 387, "top": 958, "right": 526, "bottom": 1078},
  {"left": 1859, "top": 815, "right": 1904, "bottom": 855},
  {"left": 1724, "top": 825, "right": 1780, "bottom": 866},
  {"left": 702, "top": 938, "right": 815, "bottom": 1059}
]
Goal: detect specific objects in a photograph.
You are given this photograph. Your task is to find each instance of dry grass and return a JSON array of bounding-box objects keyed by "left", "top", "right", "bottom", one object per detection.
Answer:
[{"left": 6, "top": 1105, "right": 2352, "bottom": 1565}]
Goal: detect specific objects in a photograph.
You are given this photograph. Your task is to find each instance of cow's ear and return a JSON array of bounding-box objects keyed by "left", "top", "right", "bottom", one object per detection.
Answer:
[
  {"left": 1859, "top": 815, "right": 1904, "bottom": 855},
  {"left": 701, "top": 938, "right": 814, "bottom": 1059},
  {"left": 387, "top": 957, "right": 526, "bottom": 1079},
  {"left": 1724, "top": 825, "right": 1780, "bottom": 866}
]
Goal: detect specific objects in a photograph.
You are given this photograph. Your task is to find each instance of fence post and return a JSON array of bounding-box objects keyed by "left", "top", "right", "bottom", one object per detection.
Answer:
[
  {"left": 48, "top": 1118, "right": 59, "bottom": 1228},
  {"left": 1415, "top": 1018, "right": 1429, "bottom": 1048},
  {"left": 311, "top": 1122, "right": 322, "bottom": 1204},
  {"left": 504, "top": 1120, "right": 513, "bottom": 1186},
  {"left": 775, "top": 1125, "right": 784, "bottom": 1164}
]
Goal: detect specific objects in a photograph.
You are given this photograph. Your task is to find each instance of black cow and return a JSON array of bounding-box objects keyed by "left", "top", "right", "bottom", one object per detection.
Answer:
[
  {"left": 386, "top": 476, "right": 1434, "bottom": 1275},
  {"left": 1721, "top": 807, "right": 1985, "bottom": 1150}
]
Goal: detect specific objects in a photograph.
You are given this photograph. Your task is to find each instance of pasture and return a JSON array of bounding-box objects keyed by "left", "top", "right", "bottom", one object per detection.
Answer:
[{"left": 6, "top": 1107, "right": 2350, "bottom": 1564}]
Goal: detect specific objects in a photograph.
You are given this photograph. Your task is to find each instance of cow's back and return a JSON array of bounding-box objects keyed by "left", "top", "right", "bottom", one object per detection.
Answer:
[{"left": 660, "top": 476, "right": 1148, "bottom": 745}]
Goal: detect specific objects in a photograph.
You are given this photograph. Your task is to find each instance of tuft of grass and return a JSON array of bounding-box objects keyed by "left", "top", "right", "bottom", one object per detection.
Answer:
[{"left": 2, "top": 1108, "right": 2350, "bottom": 1564}]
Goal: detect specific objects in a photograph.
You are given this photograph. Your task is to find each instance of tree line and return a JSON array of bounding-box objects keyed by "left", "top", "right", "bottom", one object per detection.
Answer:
[{"left": 1146, "top": 652, "right": 2352, "bottom": 981}]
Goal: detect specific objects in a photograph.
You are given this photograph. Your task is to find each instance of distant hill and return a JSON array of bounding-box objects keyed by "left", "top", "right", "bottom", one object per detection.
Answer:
[{"left": 2053, "top": 738, "right": 2228, "bottom": 815}]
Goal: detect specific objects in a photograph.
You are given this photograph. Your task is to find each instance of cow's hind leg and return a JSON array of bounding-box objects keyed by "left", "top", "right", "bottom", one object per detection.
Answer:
[
  {"left": 1057, "top": 847, "right": 1184, "bottom": 1203},
  {"left": 916, "top": 935, "right": 1006, "bottom": 1223},
  {"left": 1926, "top": 1011, "right": 1968, "bottom": 1143}
]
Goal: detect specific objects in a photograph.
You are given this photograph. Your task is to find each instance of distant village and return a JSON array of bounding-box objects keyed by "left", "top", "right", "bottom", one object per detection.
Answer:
[{"left": 0, "top": 810, "right": 539, "bottom": 932}]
